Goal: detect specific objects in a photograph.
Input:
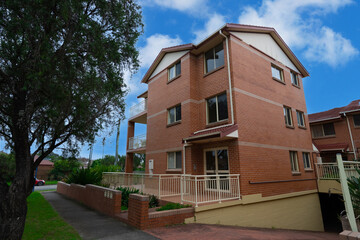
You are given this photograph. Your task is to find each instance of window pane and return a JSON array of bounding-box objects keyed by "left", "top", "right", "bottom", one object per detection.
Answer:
[
  {"left": 297, "top": 111, "right": 304, "bottom": 127},
  {"left": 217, "top": 149, "right": 228, "bottom": 170},
  {"left": 206, "top": 151, "right": 216, "bottom": 171},
  {"left": 290, "top": 151, "right": 298, "bottom": 172},
  {"left": 312, "top": 125, "right": 323, "bottom": 138},
  {"left": 217, "top": 93, "right": 228, "bottom": 121},
  {"left": 168, "top": 108, "right": 175, "bottom": 124},
  {"left": 303, "top": 152, "right": 311, "bottom": 169},
  {"left": 214, "top": 44, "right": 224, "bottom": 69},
  {"left": 205, "top": 49, "right": 215, "bottom": 73},
  {"left": 323, "top": 123, "right": 335, "bottom": 136},
  {"left": 168, "top": 152, "right": 175, "bottom": 169},
  {"left": 284, "top": 107, "right": 292, "bottom": 126},
  {"left": 354, "top": 114, "right": 360, "bottom": 127},
  {"left": 291, "top": 72, "right": 298, "bottom": 86},
  {"left": 207, "top": 97, "right": 217, "bottom": 123},
  {"left": 176, "top": 105, "right": 181, "bottom": 122},
  {"left": 176, "top": 62, "right": 181, "bottom": 77},
  {"left": 169, "top": 66, "right": 175, "bottom": 80},
  {"left": 175, "top": 151, "right": 182, "bottom": 169},
  {"left": 272, "top": 66, "right": 281, "bottom": 80}
]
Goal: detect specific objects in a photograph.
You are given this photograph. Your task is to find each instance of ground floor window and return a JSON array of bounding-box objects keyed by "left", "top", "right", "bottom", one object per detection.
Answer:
[
  {"left": 289, "top": 151, "right": 299, "bottom": 172},
  {"left": 167, "top": 151, "right": 182, "bottom": 169},
  {"left": 302, "top": 152, "right": 311, "bottom": 169}
]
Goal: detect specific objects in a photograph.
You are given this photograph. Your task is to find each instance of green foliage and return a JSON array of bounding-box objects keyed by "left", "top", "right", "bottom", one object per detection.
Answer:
[
  {"left": 0, "top": 152, "right": 15, "bottom": 182},
  {"left": 49, "top": 157, "right": 81, "bottom": 180},
  {"left": 347, "top": 168, "right": 360, "bottom": 216},
  {"left": 156, "top": 203, "right": 192, "bottom": 212},
  {"left": 65, "top": 168, "right": 102, "bottom": 185},
  {"left": 149, "top": 195, "right": 159, "bottom": 208},
  {"left": 91, "top": 155, "right": 117, "bottom": 167},
  {"left": 134, "top": 153, "right": 145, "bottom": 171},
  {"left": 116, "top": 186, "right": 141, "bottom": 208},
  {"left": 91, "top": 164, "right": 122, "bottom": 174},
  {"left": 23, "top": 192, "right": 81, "bottom": 240}
]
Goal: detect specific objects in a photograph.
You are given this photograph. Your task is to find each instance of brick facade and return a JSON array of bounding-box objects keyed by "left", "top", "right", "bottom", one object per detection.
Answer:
[{"left": 126, "top": 24, "right": 317, "bottom": 199}]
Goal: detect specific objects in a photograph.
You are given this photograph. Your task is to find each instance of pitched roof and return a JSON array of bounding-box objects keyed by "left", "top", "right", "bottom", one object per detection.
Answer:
[
  {"left": 309, "top": 99, "right": 360, "bottom": 123},
  {"left": 184, "top": 124, "right": 238, "bottom": 142},
  {"left": 316, "top": 143, "right": 349, "bottom": 152},
  {"left": 141, "top": 23, "right": 309, "bottom": 84}
]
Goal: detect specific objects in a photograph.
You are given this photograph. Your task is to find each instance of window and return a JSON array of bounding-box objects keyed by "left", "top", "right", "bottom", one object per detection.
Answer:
[
  {"left": 302, "top": 152, "right": 311, "bottom": 169},
  {"left": 207, "top": 93, "right": 228, "bottom": 124},
  {"left": 283, "top": 106, "right": 293, "bottom": 127},
  {"left": 289, "top": 151, "right": 299, "bottom": 172},
  {"left": 291, "top": 72, "right": 299, "bottom": 87},
  {"left": 354, "top": 114, "right": 360, "bottom": 127},
  {"left": 168, "top": 105, "right": 181, "bottom": 124},
  {"left": 311, "top": 123, "right": 335, "bottom": 138},
  {"left": 296, "top": 110, "right": 305, "bottom": 127},
  {"left": 205, "top": 43, "right": 224, "bottom": 73},
  {"left": 168, "top": 61, "right": 181, "bottom": 81},
  {"left": 271, "top": 65, "right": 284, "bottom": 82},
  {"left": 167, "top": 151, "right": 182, "bottom": 169}
]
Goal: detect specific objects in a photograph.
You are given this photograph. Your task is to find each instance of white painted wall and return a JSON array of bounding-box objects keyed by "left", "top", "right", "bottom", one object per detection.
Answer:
[
  {"left": 231, "top": 32, "right": 300, "bottom": 73},
  {"left": 150, "top": 50, "right": 189, "bottom": 79}
]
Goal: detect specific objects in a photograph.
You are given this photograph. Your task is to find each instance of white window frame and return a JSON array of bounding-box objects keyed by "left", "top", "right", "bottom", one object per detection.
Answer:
[
  {"left": 302, "top": 152, "right": 312, "bottom": 170},
  {"left": 167, "top": 105, "right": 181, "bottom": 124},
  {"left": 167, "top": 151, "right": 182, "bottom": 170},
  {"left": 283, "top": 106, "right": 293, "bottom": 127},
  {"left": 291, "top": 71, "right": 299, "bottom": 87},
  {"left": 168, "top": 61, "right": 181, "bottom": 81},
  {"left": 271, "top": 64, "right": 284, "bottom": 82},
  {"left": 204, "top": 43, "right": 224, "bottom": 74},
  {"left": 206, "top": 93, "right": 228, "bottom": 124},
  {"left": 296, "top": 110, "right": 305, "bottom": 128},
  {"left": 289, "top": 151, "right": 299, "bottom": 173}
]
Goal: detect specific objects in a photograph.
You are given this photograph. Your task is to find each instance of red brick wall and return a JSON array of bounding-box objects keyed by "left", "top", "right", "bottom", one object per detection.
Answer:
[
  {"left": 57, "top": 181, "right": 122, "bottom": 216},
  {"left": 36, "top": 165, "right": 53, "bottom": 180}
]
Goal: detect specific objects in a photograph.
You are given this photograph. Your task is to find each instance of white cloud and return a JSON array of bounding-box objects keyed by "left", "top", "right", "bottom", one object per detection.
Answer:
[
  {"left": 142, "top": 0, "right": 207, "bottom": 15},
  {"left": 193, "top": 13, "right": 226, "bottom": 44},
  {"left": 238, "top": 0, "right": 358, "bottom": 66}
]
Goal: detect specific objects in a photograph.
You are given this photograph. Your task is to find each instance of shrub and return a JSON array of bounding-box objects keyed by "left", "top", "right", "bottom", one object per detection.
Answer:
[
  {"left": 347, "top": 168, "right": 360, "bottom": 216},
  {"left": 65, "top": 168, "right": 102, "bottom": 185},
  {"left": 115, "top": 186, "right": 159, "bottom": 209},
  {"left": 149, "top": 195, "right": 159, "bottom": 208},
  {"left": 49, "top": 158, "right": 81, "bottom": 180},
  {"left": 156, "top": 202, "right": 192, "bottom": 212}
]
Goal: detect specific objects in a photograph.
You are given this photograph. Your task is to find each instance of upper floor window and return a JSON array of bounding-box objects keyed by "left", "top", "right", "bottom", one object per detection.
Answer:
[
  {"left": 296, "top": 110, "right": 305, "bottom": 128},
  {"left": 205, "top": 43, "right": 224, "bottom": 73},
  {"left": 168, "top": 61, "right": 181, "bottom": 81},
  {"left": 354, "top": 114, "right": 360, "bottom": 127},
  {"left": 271, "top": 65, "right": 284, "bottom": 82},
  {"left": 302, "top": 152, "right": 311, "bottom": 170},
  {"left": 289, "top": 151, "right": 299, "bottom": 173},
  {"left": 168, "top": 105, "right": 181, "bottom": 124},
  {"left": 311, "top": 123, "right": 335, "bottom": 138},
  {"left": 207, "top": 93, "right": 228, "bottom": 124},
  {"left": 291, "top": 72, "right": 299, "bottom": 87},
  {"left": 167, "top": 151, "right": 182, "bottom": 169},
  {"left": 283, "top": 106, "right": 293, "bottom": 127}
]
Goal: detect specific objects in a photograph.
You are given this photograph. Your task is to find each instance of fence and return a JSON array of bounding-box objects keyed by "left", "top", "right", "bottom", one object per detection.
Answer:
[
  {"left": 315, "top": 161, "right": 360, "bottom": 180},
  {"left": 128, "top": 134, "right": 146, "bottom": 150},
  {"left": 129, "top": 99, "right": 147, "bottom": 118},
  {"left": 102, "top": 172, "right": 241, "bottom": 207}
]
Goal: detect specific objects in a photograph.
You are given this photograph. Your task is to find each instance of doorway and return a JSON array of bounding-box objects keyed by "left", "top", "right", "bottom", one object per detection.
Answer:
[{"left": 204, "top": 148, "right": 230, "bottom": 190}]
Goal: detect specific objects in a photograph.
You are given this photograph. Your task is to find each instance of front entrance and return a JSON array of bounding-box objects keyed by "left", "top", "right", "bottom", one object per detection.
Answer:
[{"left": 204, "top": 148, "right": 230, "bottom": 190}]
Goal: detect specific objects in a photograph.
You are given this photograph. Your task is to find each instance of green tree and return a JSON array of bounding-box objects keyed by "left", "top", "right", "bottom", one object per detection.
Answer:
[
  {"left": 0, "top": 152, "right": 15, "bottom": 183},
  {"left": 0, "top": 1, "right": 143, "bottom": 239},
  {"left": 91, "top": 155, "right": 116, "bottom": 167},
  {"left": 49, "top": 157, "right": 81, "bottom": 180}
]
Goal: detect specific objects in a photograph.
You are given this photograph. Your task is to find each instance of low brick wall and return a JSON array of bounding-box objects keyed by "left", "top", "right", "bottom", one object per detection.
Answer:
[{"left": 57, "top": 181, "right": 122, "bottom": 217}]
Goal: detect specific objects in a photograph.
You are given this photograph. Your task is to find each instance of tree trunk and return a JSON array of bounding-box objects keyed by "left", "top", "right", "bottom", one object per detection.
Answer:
[{"left": 115, "top": 119, "right": 120, "bottom": 164}]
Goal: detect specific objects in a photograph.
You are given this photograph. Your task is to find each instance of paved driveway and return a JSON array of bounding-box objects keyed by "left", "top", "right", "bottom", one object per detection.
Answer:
[
  {"left": 35, "top": 184, "right": 57, "bottom": 191},
  {"left": 43, "top": 192, "right": 158, "bottom": 240}
]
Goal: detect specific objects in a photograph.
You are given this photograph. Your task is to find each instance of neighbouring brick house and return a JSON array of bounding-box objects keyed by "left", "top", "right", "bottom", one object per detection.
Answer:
[
  {"left": 34, "top": 156, "right": 54, "bottom": 180},
  {"left": 122, "top": 24, "right": 324, "bottom": 231},
  {"left": 309, "top": 99, "right": 360, "bottom": 162}
]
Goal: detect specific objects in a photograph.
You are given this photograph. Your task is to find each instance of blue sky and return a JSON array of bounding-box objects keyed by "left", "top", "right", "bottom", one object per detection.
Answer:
[{"left": 3, "top": 0, "right": 358, "bottom": 159}]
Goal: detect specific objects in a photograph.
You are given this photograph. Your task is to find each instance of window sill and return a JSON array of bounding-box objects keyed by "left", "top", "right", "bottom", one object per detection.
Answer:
[
  {"left": 272, "top": 77, "right": 286, "bottom": 85},
  {"left": 167, "top": 75, "right": 181, "bottom": 84},
  {"left": 292, "top": 83, "right": 301, "bottom": 89},
  {"left": 167, "top": 121, "right": 181, "bottom": 128},
  {"left": 312, "top": 135, "right": 336, "bottom": 140},
  {"left": 206, "top": 119, "right": 229, "bottom": 128},
  {"left": 298, "top": 125, "right": 307, "bottom": 130},
  {"left": 304, "top": 169, "right": 314, "bottom": 172},
  {"left": 286, "top": 125, "right": 295, "bottom": 129},
  {"left": 204, "top": 65, "right": 225, "bottom": 78},
  {"left": 292, "top": 172, "right": 301, "bottom": 176},
  {"left": 166, "top": 169, "right": 182, "bottom": 173}
]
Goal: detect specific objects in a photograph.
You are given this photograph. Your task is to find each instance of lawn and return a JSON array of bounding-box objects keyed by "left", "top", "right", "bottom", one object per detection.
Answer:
[
  {"left": 45, "top": 180, "right": 58, "bottom": 185},
  {"left": 23, "top": 192, "right": 81, "bottom": 240}
]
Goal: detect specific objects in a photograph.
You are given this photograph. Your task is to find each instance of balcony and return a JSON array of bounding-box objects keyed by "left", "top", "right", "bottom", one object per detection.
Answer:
[
  {"left": 129, "top": 99, "right": 147, "bottom": 123},
  {"left": 128, "top": 134, "right": 146, "bottom": 152},
  {"left": 102, "top": 173, "right": 241, "bottom": 207}
]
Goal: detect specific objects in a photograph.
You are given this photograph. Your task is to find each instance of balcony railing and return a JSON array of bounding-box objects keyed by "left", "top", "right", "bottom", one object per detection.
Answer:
[
  {"left": 129, "top": 99, "right": 147, "bottom": 118},
  {"left": 102, "top": 173, "right": 240, "bottom": 207},
  {"left": 315, "top": 161, "right": 360, "bottom": 180},
  {"left": 128, "top": 134, "right": 146, "bottom": 150}
]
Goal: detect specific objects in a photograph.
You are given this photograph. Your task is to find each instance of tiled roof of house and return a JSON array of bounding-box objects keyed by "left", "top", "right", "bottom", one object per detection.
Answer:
[
  {"left": 184, "top": 124, "right": 238, "bottom": 142},
  {"left": 315, "top": 143, "right": 349, "bottom": 152},
  {"left": 33, "top": 155, "right": 54, "bottom": 166},
  {"left": 308, "top": 99, "right": 360, "bottom": 123}
]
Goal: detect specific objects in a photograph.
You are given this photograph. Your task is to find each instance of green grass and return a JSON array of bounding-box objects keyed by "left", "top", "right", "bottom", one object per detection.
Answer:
[
  {"left": 45, "top": 180, "right": 58, "bottom": 185},
  {"left": 156, "top": 202, "right": 192, "bottom": 212},
  {"left": 23, "top": 192, "right": 81, "bottom": 240}
]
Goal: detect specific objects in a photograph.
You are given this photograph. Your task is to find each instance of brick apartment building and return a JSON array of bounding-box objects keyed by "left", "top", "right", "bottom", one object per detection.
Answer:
[
  {"left": 124, "top": 24, "right": 324, "bottom": 231},
  {"left": 309, "top": 100, "right": 360, "bottom": 162}
]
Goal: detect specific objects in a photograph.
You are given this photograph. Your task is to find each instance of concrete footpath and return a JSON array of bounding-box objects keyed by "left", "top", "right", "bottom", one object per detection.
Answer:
[{"left": 42, "top": 191, "right": 158, "bottom": 240}]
